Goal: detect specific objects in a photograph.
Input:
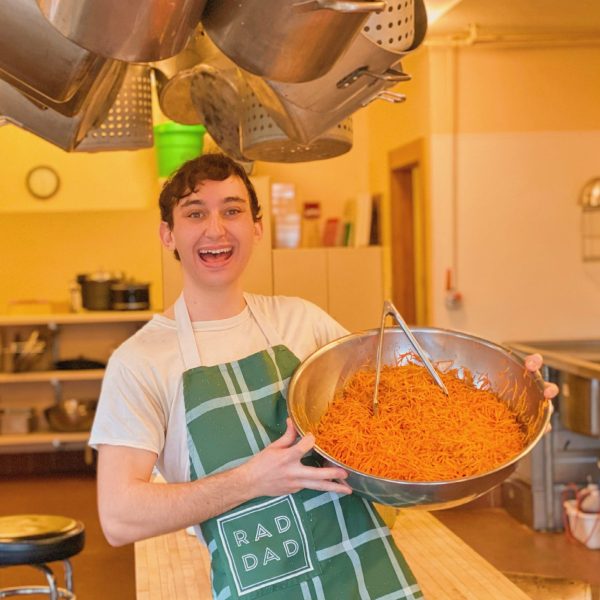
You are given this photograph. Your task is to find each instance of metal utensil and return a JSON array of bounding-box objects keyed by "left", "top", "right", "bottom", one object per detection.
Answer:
[
  {"left": 0, "top": 0, "right": 122, "bottom": 116},
  {"left": 189, "top": 63, "right": 249, "bottom": 162},
  {"left": 373, "top": 300, "right": 448, "bottom": 415},
  {"left": 75, "top": 66, "right": 154, "bottom": 152},
  {"left": 36, "top": 0, "right": 207, "bottom": 62},
  {"left": 240, "top": 0, "right": 426, "bottom": 144},
  {"left": 0, "top": 61, "right": 126, "bottom": 151},
  {"left": 201, "top": 0, "right": 385, "bottom": 83},
  {"left": 239, "top": 83, "right": 353, "bottom": 163},
  {"left": 152, "top": 29, "right": 217, "bottom": 126}
]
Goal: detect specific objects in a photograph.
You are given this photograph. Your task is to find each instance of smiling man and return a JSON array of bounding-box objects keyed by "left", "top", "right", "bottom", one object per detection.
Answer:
[
  {"left": 90, "top": 153, "right": 424, "bottom": 600},
  {"left": 90, "top": 153, "right": 556, "bottom": 600}
]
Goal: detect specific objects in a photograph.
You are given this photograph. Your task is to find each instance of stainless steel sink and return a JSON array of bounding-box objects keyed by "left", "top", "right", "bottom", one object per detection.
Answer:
[{"left": 506, "top": 339, "right": 600, "bottom": 379}]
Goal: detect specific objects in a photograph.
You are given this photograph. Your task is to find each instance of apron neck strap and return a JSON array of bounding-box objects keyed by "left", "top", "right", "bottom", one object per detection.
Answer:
[
  {"left": 243, "top": 293, "right": 282, "bottom": 347},
  {"left": 174, "top": 292, "right": 284, "bottom": 370},
  {"left": 174, "top": 293, "right": 201, "bottom": 370}
]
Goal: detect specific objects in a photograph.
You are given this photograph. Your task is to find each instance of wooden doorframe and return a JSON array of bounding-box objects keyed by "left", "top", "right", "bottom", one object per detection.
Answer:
[{"left": 388, "top": 138, "right": 430, "bottom": 325}]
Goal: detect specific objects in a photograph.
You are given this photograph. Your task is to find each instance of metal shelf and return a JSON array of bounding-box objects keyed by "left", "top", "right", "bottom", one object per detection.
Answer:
[
  {"left": 0, "top": 369, "right": 105, "bottom": 384},
  {"left": 0, "top": 310, "right": 154, "bottom": 327},
  {"left": 0, "top": 431, "right": 89, "bottom": 454}
]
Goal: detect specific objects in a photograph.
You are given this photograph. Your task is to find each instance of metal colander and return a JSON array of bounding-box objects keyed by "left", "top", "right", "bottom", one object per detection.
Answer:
[
  {"left": 362, "top": 0, "right": 420, "bottom": 52},
  {"left": 75, "top": 65, "right": 153, "bottom": 152},
  {"left": 240, "top": 86, "right": 353, "bottom": 163}
]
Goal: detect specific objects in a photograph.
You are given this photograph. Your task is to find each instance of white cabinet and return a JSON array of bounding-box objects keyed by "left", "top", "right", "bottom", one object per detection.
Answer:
[
  {"left": 0, "top": 311, "right": 152, "bottom": 454},
  {"left": 273, "top": 247, "right": 383, "bottom": 332}
]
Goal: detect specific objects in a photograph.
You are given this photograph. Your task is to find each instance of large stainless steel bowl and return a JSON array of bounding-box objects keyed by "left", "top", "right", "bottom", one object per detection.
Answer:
[{"left": 287, "top": 327, "right": 551, "bottom": 510}]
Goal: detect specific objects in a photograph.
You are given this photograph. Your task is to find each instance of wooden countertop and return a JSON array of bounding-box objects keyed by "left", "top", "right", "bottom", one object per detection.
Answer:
[{"left": 135, "top": 510, "right": 531, "bottom": 600}]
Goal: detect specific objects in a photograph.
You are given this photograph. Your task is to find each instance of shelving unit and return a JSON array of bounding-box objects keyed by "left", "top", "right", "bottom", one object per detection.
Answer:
[{"left": 0, "top": 310, "right": 154, "bottom": 454}]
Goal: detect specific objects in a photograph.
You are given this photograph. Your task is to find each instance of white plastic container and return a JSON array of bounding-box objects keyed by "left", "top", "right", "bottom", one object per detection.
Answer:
[
  {"left": 564, "top": 499, "right": 600, "bottom": 550},
  {"left": 579, "top": 483, "right": 600, "bottom": 513},
  {"left": 274, "top": 213, "right": 301, "bottom": 249}
]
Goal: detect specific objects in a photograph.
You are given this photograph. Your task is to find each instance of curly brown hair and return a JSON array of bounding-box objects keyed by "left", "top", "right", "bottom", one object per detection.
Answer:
[{"left": 159, "top": 153, "right": 262, "bottom": 229}]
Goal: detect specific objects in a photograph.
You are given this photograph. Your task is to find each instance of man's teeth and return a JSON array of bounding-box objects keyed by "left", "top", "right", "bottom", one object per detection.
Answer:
[{"left": 200, "top": 248, "right": 231, "bottom": 255}]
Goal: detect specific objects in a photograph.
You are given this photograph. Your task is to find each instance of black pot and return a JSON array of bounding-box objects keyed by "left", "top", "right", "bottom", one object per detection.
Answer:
[{"left": 110, "top": 282, "right": 150, "bottom": 310}]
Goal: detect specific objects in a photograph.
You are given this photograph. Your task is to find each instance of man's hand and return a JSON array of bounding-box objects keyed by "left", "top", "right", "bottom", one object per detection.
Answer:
[
  {"left": 524, "top": 353, "right": 557, "bottom": 433},
  {"left": 524, "top": 353, "right": 559, "bottom": 399},
  {"left": 242, "top": 418, "right": 352, "bottom": 497}
]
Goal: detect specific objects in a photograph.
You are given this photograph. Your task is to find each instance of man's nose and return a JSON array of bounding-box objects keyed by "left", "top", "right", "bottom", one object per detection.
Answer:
[{"left": 205, "top": 213, "right": 226, "bottom": 237}]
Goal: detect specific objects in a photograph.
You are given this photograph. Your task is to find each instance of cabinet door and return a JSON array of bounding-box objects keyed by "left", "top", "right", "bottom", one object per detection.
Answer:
[
  {"left": 327, "top": 247, "right": 383, "bottom": 332},
  {"left": 272, "top": 248, "right": 328, "bottom": 312}
]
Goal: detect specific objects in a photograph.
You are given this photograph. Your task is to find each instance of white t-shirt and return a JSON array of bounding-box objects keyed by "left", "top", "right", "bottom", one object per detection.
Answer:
[{"left": 89, "top": 294, "right": 348, "bottom": 484}]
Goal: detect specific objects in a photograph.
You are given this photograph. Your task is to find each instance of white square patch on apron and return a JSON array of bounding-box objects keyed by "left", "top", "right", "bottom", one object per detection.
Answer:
[{"left": 216, "top": 495, "right": 316, "bottom": 596}]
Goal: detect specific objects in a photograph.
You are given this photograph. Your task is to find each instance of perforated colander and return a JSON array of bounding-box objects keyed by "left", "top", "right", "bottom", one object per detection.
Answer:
[
  {"left": 75, "top": 65, "right": 153, "bottom": 152},
  {"left": 240, "top": 85, "right": 352, "bottom": 163},
  {"left": 362, "top": 0, "right": 425, "bottom": 53}
]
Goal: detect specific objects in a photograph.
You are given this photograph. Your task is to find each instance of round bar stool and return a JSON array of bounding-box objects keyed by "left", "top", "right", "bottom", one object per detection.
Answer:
[{"left": 0, "top": 514, "right": 85, "bottom": 599}]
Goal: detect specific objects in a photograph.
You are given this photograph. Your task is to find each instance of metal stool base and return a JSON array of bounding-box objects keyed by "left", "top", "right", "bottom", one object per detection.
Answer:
[
  {"left": 0, "top": 586, "right": 74, "bottom": 599},
  {"left": 0, "top": 560, "right": 75, "bottom": 600}
]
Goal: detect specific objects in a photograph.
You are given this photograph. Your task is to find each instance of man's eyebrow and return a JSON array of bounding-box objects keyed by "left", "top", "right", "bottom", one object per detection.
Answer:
[{"left": 179, "top": 196, "right": 248, "bottom": 207}]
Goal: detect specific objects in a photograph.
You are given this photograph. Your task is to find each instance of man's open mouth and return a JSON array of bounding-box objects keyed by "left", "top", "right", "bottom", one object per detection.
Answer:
[{"left": 198, "top": 247, "right": 233, "bottom": 263}]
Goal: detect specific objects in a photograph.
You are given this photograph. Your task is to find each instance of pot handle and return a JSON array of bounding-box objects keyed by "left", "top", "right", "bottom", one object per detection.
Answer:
[
  {"left": 294, "top": 0, "right": 386, "bottom": 13},
  {"left": 369, "top": 90, "right": 407, "bottom": 104},
  {"left": 337, "top": 67, "right": 412, "bottom": 89}
]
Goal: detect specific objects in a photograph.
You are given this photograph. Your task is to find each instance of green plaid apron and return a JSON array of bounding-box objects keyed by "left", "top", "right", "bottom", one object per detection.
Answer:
[{"left": 175, "top": 294, "right": 422, "bottom": 600}]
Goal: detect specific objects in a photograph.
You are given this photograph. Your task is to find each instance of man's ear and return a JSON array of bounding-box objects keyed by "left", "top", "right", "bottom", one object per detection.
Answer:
[
  {"left": 253, "top": 219, "right": 263, "bottom": 242},
  {"left": 159, "top": 221, "right": 176, "bottom": 251}
]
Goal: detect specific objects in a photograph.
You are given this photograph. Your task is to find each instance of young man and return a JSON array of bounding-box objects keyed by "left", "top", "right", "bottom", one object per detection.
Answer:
[{"left": 90, "top": 153, "right": 556, "bottom": 600}]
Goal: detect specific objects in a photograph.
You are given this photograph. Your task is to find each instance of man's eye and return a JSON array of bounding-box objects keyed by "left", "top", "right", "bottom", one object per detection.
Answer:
[
  {"left": 225, "top": 208, "right": 242, "bottom": 216},
  {"left": 188, "top": 211, "right": 204, "bottom": 219}
]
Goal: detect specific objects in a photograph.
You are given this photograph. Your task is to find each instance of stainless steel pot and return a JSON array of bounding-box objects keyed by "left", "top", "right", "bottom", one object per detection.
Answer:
[
  {"left": 201, "top": 0, "right": 386, "bottom": 83},
  {"left": 79, "top": 273, "right": 121, "bottom": 311},
  {"left": 36, "top": 0, "right": 207, "bottom": 62},
  {"left": 45, "top": 399, "right": 97, "bottom": 432},
  {"left": 560, "top": 372, "right": 600, "bottom": 437},
  {"left": 0, "top": 61, "right": 126, "bottom": 152},
  {"left": 110, "top": 282, "right": 151, "bottom": 311},
  {"left": 287, "top": 327, "right": 550, "bottom": 509},
  {"left": 0, "top": 0, "right": 119, "bottom": 115},
  {"left": 242, "top": 0, "right": 426, "bottom": 144}
]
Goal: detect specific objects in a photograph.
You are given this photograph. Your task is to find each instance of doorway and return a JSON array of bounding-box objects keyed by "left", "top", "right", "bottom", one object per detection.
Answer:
[{"left": 389, "top": 140, "right": 428, "bottom": 325}]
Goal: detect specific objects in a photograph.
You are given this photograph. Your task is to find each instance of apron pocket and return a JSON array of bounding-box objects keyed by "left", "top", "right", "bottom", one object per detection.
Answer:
[{"left": 211, "top": 494, "right": 321, "bottom": 599}]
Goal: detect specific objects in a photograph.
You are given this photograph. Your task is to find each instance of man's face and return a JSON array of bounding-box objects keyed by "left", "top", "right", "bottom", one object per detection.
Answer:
[{"left": 159, "top": 176, "right": 263, "bottom": 291}]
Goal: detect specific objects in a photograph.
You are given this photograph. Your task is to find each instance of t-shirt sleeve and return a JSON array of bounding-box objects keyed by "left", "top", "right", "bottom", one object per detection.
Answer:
[
  {"left": 303, "top": 299, "right": 350, "bottom": 347},
  {"left": 89, "top": 353, "right": 167, "bottom": 454}
]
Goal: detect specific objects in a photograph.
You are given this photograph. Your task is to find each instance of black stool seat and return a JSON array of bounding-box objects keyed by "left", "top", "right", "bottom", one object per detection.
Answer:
[{"left": 0, "top": 515, "right": 85, "bottom": 567}]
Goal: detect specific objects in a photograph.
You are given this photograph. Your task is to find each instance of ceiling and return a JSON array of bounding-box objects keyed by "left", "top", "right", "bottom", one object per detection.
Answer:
[{"left": 426, "top": 0, "right": 600, "bottom": 37}]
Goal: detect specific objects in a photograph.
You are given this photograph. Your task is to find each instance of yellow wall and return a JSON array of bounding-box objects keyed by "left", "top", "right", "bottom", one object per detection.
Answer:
[
  {"left": 428, "top": 45, "right": 600, "bottom": 134},
  {"left": 365, "top": 41, "right": 600, "bottom": 341},
  {"left": 0, "top": 127, "right": 163, "bottom": 312},
  {"left": 0, "top": 109, "right": 372, "bottom": 314},
  {"left": 365, "top": 48, "right": 432, "bottom": 300}
]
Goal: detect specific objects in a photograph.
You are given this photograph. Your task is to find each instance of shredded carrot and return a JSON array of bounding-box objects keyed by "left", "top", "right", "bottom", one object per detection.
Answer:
[{"left": 314, "top": 354, "right": 534, "bottom": 482}]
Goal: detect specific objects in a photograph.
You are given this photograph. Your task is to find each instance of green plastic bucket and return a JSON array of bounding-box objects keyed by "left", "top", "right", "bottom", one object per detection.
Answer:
[{"left": 154, "top": 122, "right": 206, "bottom": 178}]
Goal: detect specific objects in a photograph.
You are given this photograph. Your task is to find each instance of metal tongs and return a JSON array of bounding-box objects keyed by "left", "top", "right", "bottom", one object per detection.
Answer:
[{"left": 373, "top": 300, "right": 449, "bottom": 415}]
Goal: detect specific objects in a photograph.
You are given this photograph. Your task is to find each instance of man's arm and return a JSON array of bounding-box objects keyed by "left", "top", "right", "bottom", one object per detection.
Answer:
[{"left": 97, "top": 418, "right": 351, "bottom": 546}]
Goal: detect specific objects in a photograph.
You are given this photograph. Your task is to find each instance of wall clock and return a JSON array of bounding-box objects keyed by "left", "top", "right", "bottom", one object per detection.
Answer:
[{"left": 26, "top": 165, "right": 60, "bottom": 200}]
